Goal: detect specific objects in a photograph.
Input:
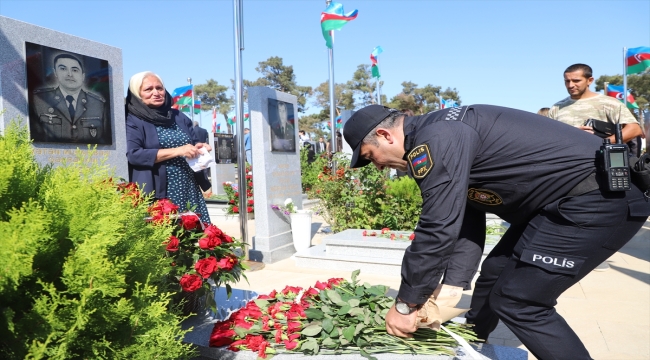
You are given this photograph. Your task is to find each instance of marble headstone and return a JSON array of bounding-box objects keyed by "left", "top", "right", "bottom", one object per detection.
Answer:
[
  {"left": 247, "top": 86, "right": 302, "bottom": 263},
  {"left": 0, "top": 16, "right": 126, "bottom": 179}
]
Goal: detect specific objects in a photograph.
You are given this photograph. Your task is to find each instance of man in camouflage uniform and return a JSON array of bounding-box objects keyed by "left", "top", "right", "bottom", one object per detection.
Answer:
[
  {"left": 549, "top": 63, "right": 641, "bottom": 144},
  {"left": 549, "top": 63, "right": 642, "bottom": 272},
  {"left": 31, "top": 53, "right": 110, "bottom": 144}
]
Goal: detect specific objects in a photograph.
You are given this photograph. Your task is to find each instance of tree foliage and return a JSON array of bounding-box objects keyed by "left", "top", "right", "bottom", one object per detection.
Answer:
[
  {"left": 194, "top": 78, "right": 234, "bottom": 133},
  {"left": 244, "top": 56, "right": 313, "bottom": 114},
  {"left": 388, "top": 82, "right": 461, "bottom": 115}
]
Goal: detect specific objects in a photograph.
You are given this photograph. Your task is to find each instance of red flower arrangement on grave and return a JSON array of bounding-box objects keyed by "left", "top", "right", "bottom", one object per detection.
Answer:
[
  {"left": 362, "top": 228, "right": 415, "bottom": 241},
  {"left": 132, "top": 192, "right": 247, "bottom": 310},
  {"left": 223, "top": 164, "right": 254, "bottom": 214},
  {"left": 209, "top": 270, "right": 478, "bottom": 359}
]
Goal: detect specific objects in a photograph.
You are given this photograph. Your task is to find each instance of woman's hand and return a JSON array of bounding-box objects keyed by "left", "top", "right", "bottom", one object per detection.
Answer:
[
  {"left": 196, "top": 142, "right": 212, "bottom": 153},
  {"left": 177, "top": 144, "right": 201, "bottom": 159}
]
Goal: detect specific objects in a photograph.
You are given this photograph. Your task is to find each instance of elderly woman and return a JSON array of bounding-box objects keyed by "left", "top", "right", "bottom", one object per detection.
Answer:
[{"left": 125, "top": 71, "right": 212, "bottom": 224}]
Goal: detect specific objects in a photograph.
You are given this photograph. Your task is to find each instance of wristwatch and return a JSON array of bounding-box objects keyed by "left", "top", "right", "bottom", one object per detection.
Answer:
[{"left": 395, "top": 298, "right": 419, "bottom": 315}]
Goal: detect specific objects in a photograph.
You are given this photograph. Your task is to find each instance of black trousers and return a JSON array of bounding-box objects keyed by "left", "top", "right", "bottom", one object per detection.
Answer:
[{"left": 466, "top": 185, "right": 650, "bottom": 360}]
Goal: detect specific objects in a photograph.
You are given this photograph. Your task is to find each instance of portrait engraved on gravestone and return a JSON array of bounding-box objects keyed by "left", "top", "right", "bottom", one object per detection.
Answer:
[
  {"left": 26, "top": 42, "right": 112, "bottom": 145},
  {"left": 215, "top": 133, "right": 235, "bottom": 163},
  {"left": 268, "top": 99, "right": 296, "bottom": 152}
]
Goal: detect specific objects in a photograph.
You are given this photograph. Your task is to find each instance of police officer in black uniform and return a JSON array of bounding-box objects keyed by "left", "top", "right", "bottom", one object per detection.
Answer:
[
  {"left": 343, "top": 104, "right": 650, "bottom": 360},
  {"left": 30, "top": 53, "right": 110, "bottom": 144}
]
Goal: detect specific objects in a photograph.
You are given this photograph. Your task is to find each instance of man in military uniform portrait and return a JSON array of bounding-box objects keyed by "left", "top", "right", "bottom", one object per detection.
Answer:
[
  {"left": 28, "top": 49, "right": 111, "bottom": 144},
  {"left": 268, "top": 99, "right": 296, "bottom": 152}
]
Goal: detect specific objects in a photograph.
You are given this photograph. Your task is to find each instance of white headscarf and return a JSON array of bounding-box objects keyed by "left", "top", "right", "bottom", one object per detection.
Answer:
[{"left": 128, "top": 71, "right": 165, "bottom": 99}]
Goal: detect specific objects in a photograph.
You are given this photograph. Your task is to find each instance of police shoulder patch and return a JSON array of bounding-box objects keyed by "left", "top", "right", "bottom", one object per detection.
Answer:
[
  {"left": 467, "top": 188, "right": 503, "bottom": 206},
  {"left": 407, "top": 144, "right": 433, "bottom": 179}
]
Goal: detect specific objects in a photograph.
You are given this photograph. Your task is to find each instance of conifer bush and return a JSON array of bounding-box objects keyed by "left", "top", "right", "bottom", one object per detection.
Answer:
[{"left": 0, "top": 121, "right": 196, "bottom": 359}]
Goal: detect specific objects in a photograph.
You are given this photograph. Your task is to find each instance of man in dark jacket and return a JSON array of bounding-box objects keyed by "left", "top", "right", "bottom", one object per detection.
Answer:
[
  {"left": 343, "top": 104, "right": 650, "bottom": 360},
  {"left": 193, "top": 121, "right": 209, "bottom": 143}
]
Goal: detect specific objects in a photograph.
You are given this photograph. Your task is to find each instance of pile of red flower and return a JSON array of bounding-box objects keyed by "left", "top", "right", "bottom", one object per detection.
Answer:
[
  {"left": 363, "top": 227, "right": 415, "bottom": 241},
  {"left": 209, "top": 270, "right": 478, "bottom": 360},
  {"left": 144, "top": 197, "right": 246, "bottom": 310}
]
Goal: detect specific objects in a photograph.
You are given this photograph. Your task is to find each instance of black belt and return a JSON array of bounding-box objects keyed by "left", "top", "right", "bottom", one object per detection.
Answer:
[{"left": 567, "top": 172, "right": 600, "bottom": 197}]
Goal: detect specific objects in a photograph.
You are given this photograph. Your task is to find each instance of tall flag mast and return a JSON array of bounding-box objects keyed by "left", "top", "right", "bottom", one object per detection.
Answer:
[
  {"left": 370, "top": 46, "right": 383, "bottom": 105},
  {"left": 321, "top": 1, "right": 357, "bottom": 155},
  {"left": 232, "top": 0, "right": 249, "bottom": 257}
]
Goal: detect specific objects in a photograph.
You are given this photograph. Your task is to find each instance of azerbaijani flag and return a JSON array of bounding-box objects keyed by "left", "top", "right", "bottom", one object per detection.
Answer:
[
  {"left": 441, "top": 98, "right": 458, "bottom": 109},
  {"left": 171, "top": 85, "right": 193, "bottom": 109},
  {"left": 181, "top": 98, "right": 201, "bottom": 114},
  {"left": 607, "top": 84, "right": 639, "bottom": 109},
  {"left": 320, "top": 2, "right": 358, "bottom": 49},
  {"left": 626, "top": 46, "right": 650, "bottom": 75},
  {"left": 370, "top": 46, "right": 383, "bottom": 78}
]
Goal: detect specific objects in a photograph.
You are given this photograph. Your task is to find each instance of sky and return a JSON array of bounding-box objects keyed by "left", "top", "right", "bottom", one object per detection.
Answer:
[{"left": 1, "top": 0, "right": 649, "bottom": 130}]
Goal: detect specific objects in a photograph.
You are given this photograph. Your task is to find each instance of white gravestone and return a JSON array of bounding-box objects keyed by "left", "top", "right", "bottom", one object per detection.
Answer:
[
  {"left": 0, "top": 16, "right": 126, "bottom": 180},
  {"left": 247, "top": 87, "right": 303, "bottom": 263}
]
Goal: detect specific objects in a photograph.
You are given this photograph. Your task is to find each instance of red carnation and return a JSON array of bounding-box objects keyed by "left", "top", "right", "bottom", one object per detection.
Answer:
[
  {"left": 284, "top": 333, "right": 300, "bottom": 350},
  {"left": 195, "top": 256, "right": 219, "bottom": 278},
  {"left": 409, "top": 233, "right": 415, "bottom": 240},
  {"left": 247, "top": 199, "right": 254, "bottom": 205},
  {"left": 222, "top": 234, "right": 233, "bottom": 243},
  {"left": 234, "top": 192, "right": 239, "bottom": 197},
  {"left": 165, "top": 235, "right": 180, "bottom": 252},
  {"left": 180, "top": 214, "right": 200, "bottom": 230},
  {"left": 209, "top": 320, "right": 236, "bottom": 347},
  {"left": 381, "top": 227, "right": 390, "bottom": 234},
  {"left": 179, "top": 274, "right": 203, "bottom": 292},
  {"left": 247, "top": 206, "right": 253, "bottom": 213},
  {"left": 233, "top": 206, "right": 239, "bottom": 213}
]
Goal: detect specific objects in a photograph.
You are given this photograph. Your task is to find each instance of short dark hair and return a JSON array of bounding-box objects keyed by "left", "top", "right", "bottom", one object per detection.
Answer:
[
  {"left": 361, "top": 110, "right": 404, "bottom": 147},
  {"left": 564, "top": 63, "right": 592, "bottom": 79},
  {"left": 53, "top": 53, "right": 84, "bottom": 73}
]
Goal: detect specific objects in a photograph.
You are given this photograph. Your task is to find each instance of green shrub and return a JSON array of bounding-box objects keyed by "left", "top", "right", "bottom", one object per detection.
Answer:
[
  {"left": 299, "top": 146, "right": 328, "bottom": 193},
  {"left": 378, "top": 176, "right": 422, "bottom": 230},
  {"left": 309, "top": 154, "right": 424, "bottom": 232},
  {"left": 0, "top": 120, "right": 195, "bottom": 359}
]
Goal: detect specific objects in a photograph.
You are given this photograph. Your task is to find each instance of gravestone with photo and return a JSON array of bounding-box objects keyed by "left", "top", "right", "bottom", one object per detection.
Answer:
[
  {"left": 0, "top": 16, "right": 126, "bottom": 179},
  {"left": 212, "top": 132, "right": 236, "bottom": 195},
  {"left": 247, "top": 86, "right": 303, "bottom": 263}
]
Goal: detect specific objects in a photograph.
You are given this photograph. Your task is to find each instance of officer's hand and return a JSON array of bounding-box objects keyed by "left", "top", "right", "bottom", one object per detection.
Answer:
[
  {"left": 578, "top": 125, "right": 594, "bottom": 135},
  {"left": 178, "top": 144, "right": 200, "bottom": 159},
  {"left": 385, "top": 305, "right": 418, "bottom": 338},
  {"left": 197, "top": 142, "right": 212, "bottom": 153}
]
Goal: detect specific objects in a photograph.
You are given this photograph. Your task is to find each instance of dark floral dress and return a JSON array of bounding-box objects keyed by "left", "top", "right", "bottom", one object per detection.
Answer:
[{"left": 156, "top": 123, "right": 211, "bottom": 224}]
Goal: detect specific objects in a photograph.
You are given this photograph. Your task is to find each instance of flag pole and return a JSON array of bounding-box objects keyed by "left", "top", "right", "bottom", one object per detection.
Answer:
[
  {"left": 233, "top": 0, "right": 249, "bottom": 259},
  {"left": 326, "top": 0, "right": 337, "bottom": 158},
  {"left": 623, "top": 47, "right": 628, "bottom": 109},
  {"left": 188, "top": 78, "right": 194, "bottom": 123}
]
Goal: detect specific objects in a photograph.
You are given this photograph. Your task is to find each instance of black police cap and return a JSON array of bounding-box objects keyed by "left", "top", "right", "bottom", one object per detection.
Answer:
[{"left": 343, "top": 105, "right": 398, "bottom": 168}]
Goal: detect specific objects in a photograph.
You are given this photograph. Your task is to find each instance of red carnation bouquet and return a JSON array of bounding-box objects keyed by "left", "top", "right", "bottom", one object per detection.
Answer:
[
  {"left": 209, "top": 270, "right": 478, "bottom": 359},
  {"left": 223, "top": 164, "right": 254, "bottom": 214},
  {"left": 145, "top": 197, "right": 247, "bottom": 312}
]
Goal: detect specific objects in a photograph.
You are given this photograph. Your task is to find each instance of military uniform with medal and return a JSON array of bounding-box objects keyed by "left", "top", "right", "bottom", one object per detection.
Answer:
[{"left": 31, "top": 86, "right": 109, "bottom": 144}]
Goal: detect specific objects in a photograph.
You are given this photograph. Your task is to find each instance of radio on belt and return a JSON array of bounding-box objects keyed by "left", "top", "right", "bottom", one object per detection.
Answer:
[{"left": 599, "top": 123, "right": 631, "bottom": 191}]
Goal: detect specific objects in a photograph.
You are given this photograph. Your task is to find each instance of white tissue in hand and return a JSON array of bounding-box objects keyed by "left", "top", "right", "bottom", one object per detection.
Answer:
[{"left": 186, "top": 148, "right": 215, "bottom": 172}]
